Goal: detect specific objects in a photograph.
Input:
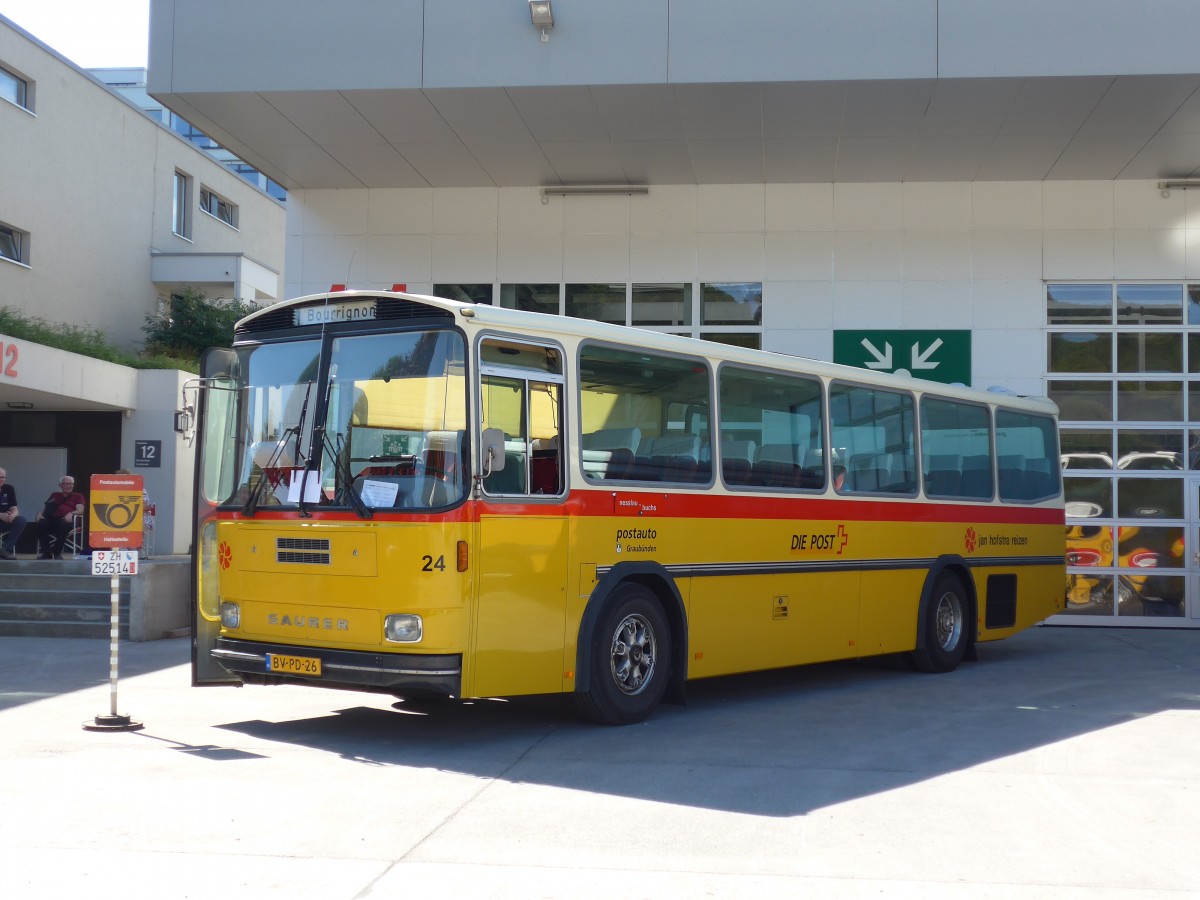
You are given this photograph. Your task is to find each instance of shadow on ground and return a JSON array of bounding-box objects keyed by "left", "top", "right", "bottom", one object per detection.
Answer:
[{"left": 200, "top": 626, "right": 1200, "bottom": 817}]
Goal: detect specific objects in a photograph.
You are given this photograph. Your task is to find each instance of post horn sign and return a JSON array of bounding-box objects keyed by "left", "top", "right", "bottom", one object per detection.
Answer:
[{"left": 89, "top": 473, "right": 144, "bottom": 549}]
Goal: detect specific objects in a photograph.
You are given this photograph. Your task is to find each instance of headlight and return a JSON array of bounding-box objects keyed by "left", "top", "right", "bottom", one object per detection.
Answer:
[
  {"left": 384, "top": 614, "right": 423, "bottom": 643},
  {"left": 198, "top": 521, "right": 223, "bottom": 622},
  {"left": 220, "top": 602, "right": 241, "bottom": 628}
]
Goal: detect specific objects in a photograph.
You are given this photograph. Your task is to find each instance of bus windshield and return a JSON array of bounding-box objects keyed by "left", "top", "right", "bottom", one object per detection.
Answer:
[
  {"left": 233, "top": 329, "right": 468, "bottom": 510},
  {"left": 325, "top": 329, "right": 468, "bottom": 510}
]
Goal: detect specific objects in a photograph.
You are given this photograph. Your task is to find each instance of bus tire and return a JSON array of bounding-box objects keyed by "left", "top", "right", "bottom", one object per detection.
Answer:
[
  {"left": 574, "top": 583, "right": 670, "bottom": 726},
  {"left": 908, "top": 571, "right": 969, "bottom": 674}
]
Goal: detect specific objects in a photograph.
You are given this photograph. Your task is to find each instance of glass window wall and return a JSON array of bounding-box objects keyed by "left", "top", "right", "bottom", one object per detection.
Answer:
[{"left": 1049, "top": 281, "right": 1197, "bottom": 621}]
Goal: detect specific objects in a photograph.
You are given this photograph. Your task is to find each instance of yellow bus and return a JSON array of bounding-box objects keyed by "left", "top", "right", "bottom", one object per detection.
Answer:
[{"left": 191, "top": 290, "right": 1065, "bottom": 724}]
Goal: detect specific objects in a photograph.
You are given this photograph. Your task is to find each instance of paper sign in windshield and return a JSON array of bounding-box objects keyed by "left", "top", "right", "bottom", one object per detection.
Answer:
[
  {"left": 360, "top": 479, "right": 400, "bottom": 508},
  {"left": 287, "top": 471, "right": 323, "bottom": 503}
]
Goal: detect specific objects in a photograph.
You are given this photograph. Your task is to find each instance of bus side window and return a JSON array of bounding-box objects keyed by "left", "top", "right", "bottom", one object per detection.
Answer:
[
  {"left": 479, "top": 342, "right": 565, "bottom": 498},
  {"left": 718, "top": 365, "right": 825, "bottom": 493}
]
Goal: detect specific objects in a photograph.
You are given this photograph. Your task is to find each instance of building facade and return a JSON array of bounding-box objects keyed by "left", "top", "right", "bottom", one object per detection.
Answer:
[
  {"left": 147, "top": 0, "right": 1200, "bottom": 624},
  {"left": 0, "top": 14, "right": 286, "bottom": 554}
]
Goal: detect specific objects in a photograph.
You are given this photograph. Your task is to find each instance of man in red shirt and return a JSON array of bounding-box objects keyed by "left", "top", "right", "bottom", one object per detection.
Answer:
[{"left": 35, "top": 475, "right": 85, "bottom": 560}]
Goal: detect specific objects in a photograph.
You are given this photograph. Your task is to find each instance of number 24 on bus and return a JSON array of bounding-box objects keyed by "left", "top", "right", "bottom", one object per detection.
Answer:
[{"left": 189, "top": 290, "right": 1065, "bottom": 725}]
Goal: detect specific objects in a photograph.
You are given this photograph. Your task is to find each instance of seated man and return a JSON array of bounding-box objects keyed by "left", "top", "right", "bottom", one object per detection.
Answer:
[
  {"left": 35, "top": 475, "right": 85, "bottom": 560},
  {"left": 0, "top": 467, "right": 27, "bottom": 559}
]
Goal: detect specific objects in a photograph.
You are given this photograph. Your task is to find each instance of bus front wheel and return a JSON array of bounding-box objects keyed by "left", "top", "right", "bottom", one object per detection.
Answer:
[
  {"left": 575, "top": 583, "right": 671, "bottom": 726},
  {"left": 907, "top": 572, "right": 969, "bottom": 673}
]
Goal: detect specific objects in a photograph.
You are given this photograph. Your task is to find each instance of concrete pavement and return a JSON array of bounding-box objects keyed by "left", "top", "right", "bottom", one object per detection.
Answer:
[{"left": 1, "top": 625, "right": 1198, "bottom": 898}]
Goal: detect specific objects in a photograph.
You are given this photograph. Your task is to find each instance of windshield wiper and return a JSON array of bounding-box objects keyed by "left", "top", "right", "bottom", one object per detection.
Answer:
[
  {"left": 313, "top": 429, "right": 372, "bottom": 519},
  {"left": 242, "top": 426, "right": 299, "bottom": 517}
]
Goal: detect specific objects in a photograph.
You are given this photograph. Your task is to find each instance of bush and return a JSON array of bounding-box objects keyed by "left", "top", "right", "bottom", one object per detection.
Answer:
[{"left": 142, "top": 288, "right": 259, "bottom": 363}]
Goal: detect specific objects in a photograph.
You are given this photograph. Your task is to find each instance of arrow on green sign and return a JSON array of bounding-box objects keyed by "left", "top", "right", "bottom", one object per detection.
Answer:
[{"left": 833, "top": 330, "right": 971, "bottom": 385}]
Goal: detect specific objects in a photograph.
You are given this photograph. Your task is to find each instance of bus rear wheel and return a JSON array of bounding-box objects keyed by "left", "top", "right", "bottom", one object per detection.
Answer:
[
  {"left": 907, "top": 572, "right": 969, "bottom": 673},
  {"left": 575, "top": 583, "right": 670, "bottom": 726}
]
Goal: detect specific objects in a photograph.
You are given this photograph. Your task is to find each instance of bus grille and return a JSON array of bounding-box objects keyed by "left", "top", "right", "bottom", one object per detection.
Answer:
[{"left": 276, "top": 537, "right": 331, "bottom": 566}]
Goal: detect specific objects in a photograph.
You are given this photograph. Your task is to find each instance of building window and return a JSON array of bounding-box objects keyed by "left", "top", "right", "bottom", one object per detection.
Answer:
[
  {"left": 173, "top": 171, "right": 192, "bottom": 238},
  {"left": 434, "top": 284, "right": 493, "bottom": 304},
  {"left": 632, "top": 283, "right": 692, "bottom": 327},
  {"left": 565, "top": 283, "right": 625, "bottom": 325},
  {"left": 1049, "top": 282, "right": 1193, "bottom": 621},
  {"left": 0, "top": 223, "right": 28, "bottom": 265},
  {"left": 0, "top": 64, "right": 30, "bottom": 111},
  {"left": 495, "top": 281, "right": 763, "bottom": 349},
  {"left": 199, "top": 186, "right": 237, "bottom": 228}
]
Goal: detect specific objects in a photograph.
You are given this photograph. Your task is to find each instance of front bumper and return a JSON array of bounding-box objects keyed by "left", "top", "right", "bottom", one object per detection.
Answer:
[{"left": 212, "top": 637, "right": 462, "bottom": 698}]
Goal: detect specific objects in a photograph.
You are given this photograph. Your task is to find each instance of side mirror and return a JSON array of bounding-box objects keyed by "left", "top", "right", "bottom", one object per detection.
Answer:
[{"left": 481, "top": 428, "right": 506, "bottom": 474}]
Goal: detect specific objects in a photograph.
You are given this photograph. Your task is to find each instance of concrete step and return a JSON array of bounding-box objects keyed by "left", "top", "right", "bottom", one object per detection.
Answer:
[{"left": 0, "top": 555, "right": 133, "bottom": 638}]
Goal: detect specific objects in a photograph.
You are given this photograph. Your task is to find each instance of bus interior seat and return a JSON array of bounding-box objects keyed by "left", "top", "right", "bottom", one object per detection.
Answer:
[
  {"left": 530, "top": 450, "right": 560, "bottom": 493},
  {"left": 923, "top": 454, "right": 963, "bottom": 496},
  {"left": 582, "top": 447, "right": 635, "bottom": 481},
  {"left": 953, "top": 454, "right": 991, "bottom": 498},
  {"left": 641, "top": 432, "right": 701, "bottom": 460},
  {"left": 483, "top": 436, "right": 528, "bottom": 494},
  {"left": 753, "top": 443, "right": 804, "bottom": 488},
  {"left": 582, "top": 427, "right": 641, "bottom": 452},
  {"left": 1022, "top": 459, "right": 1055, "bottom": 499},
  {"left": 721, "top": 439, "right": 757, "bottom": 485},
  {"left": 423, "top": 431, "right": 463, "bottom": 501}
]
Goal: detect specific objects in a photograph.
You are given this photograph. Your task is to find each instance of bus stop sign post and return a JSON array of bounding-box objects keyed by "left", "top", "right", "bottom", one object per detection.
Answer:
[{"left": 83, "top": 472, "right": 146, "bottom": 733}]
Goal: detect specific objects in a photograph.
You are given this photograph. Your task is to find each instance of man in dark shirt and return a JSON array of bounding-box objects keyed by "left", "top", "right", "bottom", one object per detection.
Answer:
[
  {"left": 0, "top": 467, "right": 27, "bottom": 559},
  {"left": 36, "top": 475, "right": 85, "bottom": 560}
]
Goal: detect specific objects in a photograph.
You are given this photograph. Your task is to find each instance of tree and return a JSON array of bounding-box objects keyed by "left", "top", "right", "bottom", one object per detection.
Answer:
[{"left": 142, "top": 288, "right": 259, "bottom": 362}]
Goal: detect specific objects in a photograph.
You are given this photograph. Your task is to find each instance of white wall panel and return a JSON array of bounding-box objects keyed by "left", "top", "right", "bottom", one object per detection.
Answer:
[
  {"left": 834, "top": 183, "right": 903, "bottom": 231},
  {"left": 903, "top": 183, "right": 972, "bottom": 231},
  {"left": 972, "top": 329, "right": 1043, "bottom": 395},
  {"left": 1114, "top": 229, "right": 1186, "bottom": 280},
  {"left": 431, "top": 234, "right": 497, "bottom": 282},
  {"left": 302, "top": 189, "right": 368, "bottom": 236},
  {"left": 970, "top": 280, "right": 1045, "bottom": 330},
  {"left": 833, "top": 232, "right": 903, "bottom": 281},
  {"left": 695, "top": 233, "right": 764, "bottom": 281},
  {"left": 1043, "top": 230, "right": 1115, "bottom": 279},
  {"left": 631, "top": 186, "right": 698, "bottom": 233},
  {"left": 562, "top": 195, "right": 631, "bottom": 234},
  {"left": 366, "top": 235, "right": 432, "bottom": 285},
  {"left": 300, "top": 235, "right": 366, "bottom": 286},
  {"left": 498, "top": 234, "right": 564, "bottom": 282},
  {"left": 1115, "top": 181, "right": 1186, "bottom": 229},
  {"left": 563, "top": 234, "right": 629, "bottom": 282},
  {"left": 1043, "top": 182, "right": 1113, "bottom": 229},
  {"left": 972, "top": 231, "right": 1043, "bottom": 281},
  {"left": 629, "top": 234, "right": 697, "bottom": 282},
  {"left": 1187, "top": 230, "right": 1200, "bottom": 279},
  {"left": 764, "top": 281, "right": 833, "bottom": 331},
  {"left": 763, "top": 329, "right": 833, "bottom": 361},
  {"left": 434, "top": 188, "right": 498, "bottom": 234},
  {"left": 499, "top": 189, "right": 563, "bottom": 234},
  {"left": 901, "top": 281, "right": 973, "bottom": 328},
  {"left": 903, "top": 231, "right": 973, "bottom": 281},
  {"left": 765, "top": 184, "right": 834, "bottom": 232},
  {"left": 368, "top": 189, "right": 434, "bottom": 235},
  {"left": 765, "top": 233, "right": 834, "bottom": 281},
  {"left": 972, "top": 182, "right": 1042, "bottom": 230},
  {"left": 698, "top": 185, "right": 765, "bottom": 233},
  {"left": 832, "top": 281, "right": 903, "bottom": 329}
]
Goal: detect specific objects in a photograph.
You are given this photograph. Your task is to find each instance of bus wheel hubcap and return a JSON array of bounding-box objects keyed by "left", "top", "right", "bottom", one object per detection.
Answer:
[
  {"left": 610, "top": 614, "right": 656, "bottom": 696},
  {"left": 935, "top": 592, "right": 963, "bottom": 651}
]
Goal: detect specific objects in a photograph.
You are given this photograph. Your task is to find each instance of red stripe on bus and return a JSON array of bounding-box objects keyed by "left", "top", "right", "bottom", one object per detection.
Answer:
[{"left": 217, "top": 490, "right": 1063, "bottom": 527}]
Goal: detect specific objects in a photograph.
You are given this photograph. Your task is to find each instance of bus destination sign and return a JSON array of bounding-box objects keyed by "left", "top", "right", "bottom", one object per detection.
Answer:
[{"left": 294, "top": 301, "right": 377, "bottom": 327}]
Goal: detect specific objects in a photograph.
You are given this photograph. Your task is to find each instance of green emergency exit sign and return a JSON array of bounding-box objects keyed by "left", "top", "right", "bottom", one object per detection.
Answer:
[{"left": 833, "top": 330, "right": 971, "bottom": 386}]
